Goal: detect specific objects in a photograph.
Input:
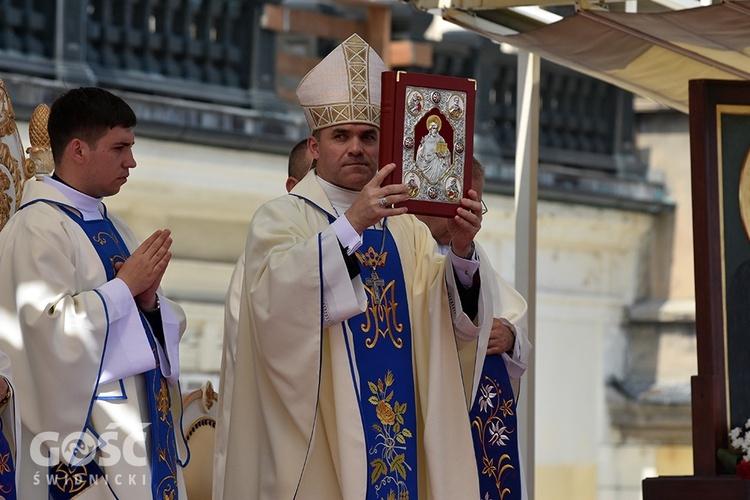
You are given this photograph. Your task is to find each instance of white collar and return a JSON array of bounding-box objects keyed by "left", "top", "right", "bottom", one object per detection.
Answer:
[
  {"left": 316, "top": 175, "right": 359, "bottom": 217},
  {"left": 43, "top": 176, "right": 104, "bottom": 221}
]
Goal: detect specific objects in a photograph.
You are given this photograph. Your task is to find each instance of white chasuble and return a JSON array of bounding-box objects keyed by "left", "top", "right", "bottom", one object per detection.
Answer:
[
  {"left": 0, "top": 181, "right": 188, "bottom": 499},
  {"left": 220, "top": 172, "right": 494, "bottom": 499}
]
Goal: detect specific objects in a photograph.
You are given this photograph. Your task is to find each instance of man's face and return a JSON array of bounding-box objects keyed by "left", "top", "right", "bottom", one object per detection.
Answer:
[
  {"left": 310, "top": 123, "right": 379, "bottom": 191},
  {"left": 80, "top": 126, "right": 136, "bottom": 198}
]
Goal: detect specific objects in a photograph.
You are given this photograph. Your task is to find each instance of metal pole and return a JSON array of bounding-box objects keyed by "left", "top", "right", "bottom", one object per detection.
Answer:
[{"left": 515, "top": 48, "right": 539, "bottom": 500}]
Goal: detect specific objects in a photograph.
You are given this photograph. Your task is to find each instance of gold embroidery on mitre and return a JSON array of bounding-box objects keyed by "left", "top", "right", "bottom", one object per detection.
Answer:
[
  {"left": 330, "top": 104, "right": 350, "bottom": 126},
  {"left": 310, "top": 106, "right": 333, "bottom": 129},
  {"left": 344, "top": 38, "right": 369, "bottom": 104},
  {"left": 307, "top": 103, "right": 381, "bottom": 131},
  {"left": 297, "top": 34, "right": 384, "bottom": 132}
]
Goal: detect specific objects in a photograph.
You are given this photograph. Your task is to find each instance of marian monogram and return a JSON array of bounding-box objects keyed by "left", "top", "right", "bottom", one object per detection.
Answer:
[
  {"left": 355, "top": 247, "right": 404, "bottom": 349},
  {"left": 350, "top": 234, "right": 419, "bottom": 500}
]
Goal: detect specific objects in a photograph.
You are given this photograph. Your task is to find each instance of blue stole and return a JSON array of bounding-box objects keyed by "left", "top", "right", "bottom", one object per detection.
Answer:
[
  {"left": 0, "top": 418, "right": 15, "bottom": 499},
  {"left": 51, "top": 204, "right": 179, "bottom": 499},
  {"left": 469, "top": 355, "right": 521, "bottom": 499},
  {"left": 347, "top": 226, "right": 418, "bottom": 500}
]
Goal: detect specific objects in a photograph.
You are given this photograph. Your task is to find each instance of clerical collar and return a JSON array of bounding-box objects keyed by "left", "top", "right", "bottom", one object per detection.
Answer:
[
  {"left": 44, "top": 176, "right": 104, "bottom": 221},
  {"left": 317, "top": 174, "right": 359, "bottom": 217}
]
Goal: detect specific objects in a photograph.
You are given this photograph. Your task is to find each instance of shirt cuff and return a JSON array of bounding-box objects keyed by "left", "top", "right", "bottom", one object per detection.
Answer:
[
  {"left": 97, "top": 277, "right": 137, "bottom": 321},
  {"left": 321, "top": 227, "right": 367, "bottom": 326},
  {"left": 449, "top": 248, "right": 480, "bottom": 288},
  {"left": 332, "top": 214, "right": 363, "bottom": 255}
]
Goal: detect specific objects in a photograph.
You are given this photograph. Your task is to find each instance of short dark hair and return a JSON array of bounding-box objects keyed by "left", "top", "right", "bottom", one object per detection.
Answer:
[
  {"left": 48, "top": 87, "right": 137, "bottom": 165},
  {"left": 288, "top": 139, "right": 311, "bottom": 179}
]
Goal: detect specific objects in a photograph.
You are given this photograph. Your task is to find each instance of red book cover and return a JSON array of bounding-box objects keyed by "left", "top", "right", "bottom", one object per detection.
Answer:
[{"left": 379, "top": 70, "right": 476, "bottom": 217}]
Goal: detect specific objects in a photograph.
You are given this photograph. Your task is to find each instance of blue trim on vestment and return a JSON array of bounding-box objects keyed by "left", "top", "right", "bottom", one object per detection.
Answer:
[
  {"left": 348, "top": 227, "right": 419, "bottom": 500},
  {"left": 175, "top": 380, "right": 190, "bottom": 469},
  {"left": 18, "top": 199, "right": 119, "bottom": 498},
  {"left": 19, "top": 198, "right": 79, "bottom": 214},
  {"left": 41, "top": 199, "right": 182, "bottom": 498},
  {"left": 292, "top": 227, "right": 328, "bottom": 500},
  {"left": 289, "top": 193, "right": 336, "bottom": 222},
  {"left": 70, "top": 288, "right": 111, "bottom": 468},
  {"left": 94, "top": 380, "right": 127, "bottom": 401}
]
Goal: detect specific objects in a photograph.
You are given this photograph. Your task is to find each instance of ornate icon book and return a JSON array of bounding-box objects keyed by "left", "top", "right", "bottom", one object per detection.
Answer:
[{"left": 379, "top": 70, "right": 476, "bottom": 217}]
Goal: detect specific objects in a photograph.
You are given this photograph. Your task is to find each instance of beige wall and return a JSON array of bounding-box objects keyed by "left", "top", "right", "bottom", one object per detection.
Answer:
[{"left": 636, "top": 112, "right": 693, "bottom": 301}]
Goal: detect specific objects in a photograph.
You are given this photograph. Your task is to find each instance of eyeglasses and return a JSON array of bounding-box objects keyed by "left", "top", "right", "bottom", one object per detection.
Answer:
[{"left": 481, "top": 199, "right": 488, "bottom": 215}]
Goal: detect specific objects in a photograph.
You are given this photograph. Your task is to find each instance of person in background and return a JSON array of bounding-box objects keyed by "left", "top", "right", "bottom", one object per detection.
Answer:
[
  {"left": 0, "top": 87, "right": 188, "bottom": 499},
  {"left": 286, "top": 138, "right": 316, "bottom": 192},
  {"left": 212, "top": 138, "right": 314, "bottom": 500},
  {"left": 217, "top": 33, "right": 494, "bottom": 499},
  {"left": 417, "top": 156, "right": 531, "bottom": 500}
]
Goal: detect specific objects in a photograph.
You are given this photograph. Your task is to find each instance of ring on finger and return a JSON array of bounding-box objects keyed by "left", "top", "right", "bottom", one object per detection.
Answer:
[{"left": 379, "top": 197, "right": 388, "bottom": 208}]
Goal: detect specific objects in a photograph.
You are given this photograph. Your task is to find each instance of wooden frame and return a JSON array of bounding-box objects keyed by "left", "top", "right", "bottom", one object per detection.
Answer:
[
  {"left": 379, "top": 71, "right": 476, "bottom": 218},
  {"left": 689, "top": 79, "right": 750, "bottom": 475},
  {"left": 643, "top": 78, "right": 750, "bottom": 500}
]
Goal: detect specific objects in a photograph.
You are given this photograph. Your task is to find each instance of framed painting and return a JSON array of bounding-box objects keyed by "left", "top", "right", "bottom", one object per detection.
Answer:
[{"left": 689, "top": 79, "right": 750, "bottom": 475}]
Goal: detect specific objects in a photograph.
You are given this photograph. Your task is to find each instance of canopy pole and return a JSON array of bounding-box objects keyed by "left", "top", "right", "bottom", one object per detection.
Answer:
[{"left": 515, "top": 48, "right": 539, "bottom": 500}]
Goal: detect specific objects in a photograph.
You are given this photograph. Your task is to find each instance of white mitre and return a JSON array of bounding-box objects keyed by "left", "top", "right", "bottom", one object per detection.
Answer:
[{"left": 296, "top": 33, "right": 387, "bottom": 133}]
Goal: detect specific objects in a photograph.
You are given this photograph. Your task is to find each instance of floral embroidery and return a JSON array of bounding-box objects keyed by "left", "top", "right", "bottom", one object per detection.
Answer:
[
  {"left": 368, "top": 370, "right": 413, "bottom": 500},
  {"left": 478, "top": 383, "right": 496, "bottom": 413},
  {"left": 472, "top": 376, "right": 516, "bottom": 499}
]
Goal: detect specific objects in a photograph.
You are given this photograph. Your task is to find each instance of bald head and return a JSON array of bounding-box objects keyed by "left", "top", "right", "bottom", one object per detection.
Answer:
[{"left": 286, "top": 139, "right": 315, "bottom": 192}]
